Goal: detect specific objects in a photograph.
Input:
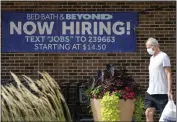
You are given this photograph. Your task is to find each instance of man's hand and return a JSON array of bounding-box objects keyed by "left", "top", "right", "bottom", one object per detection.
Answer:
[
  {"left": 164, "top": 67, "right": 173, "bottom": 100},
  {"left": 168, "top": 91, "right": 173, "bottom": 100}
]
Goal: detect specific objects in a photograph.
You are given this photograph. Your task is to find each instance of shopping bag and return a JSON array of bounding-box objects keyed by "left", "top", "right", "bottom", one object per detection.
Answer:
[{"left": 159, "top": 100, "right": 176, "bottom": 122}]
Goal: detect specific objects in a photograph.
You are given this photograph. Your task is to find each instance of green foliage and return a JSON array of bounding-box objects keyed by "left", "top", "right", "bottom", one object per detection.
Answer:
[
  {"left": 100, "top": 92, "right": 120, "bottom": 121},
  {"left": 85, "top": 64, "right": 144, "bottom": 121},
  {"left": 133, "top": 96, "right": 145, "bottom": 121},
  {"left": 86, "top": 86, "right": 102, "bottom": 99}
]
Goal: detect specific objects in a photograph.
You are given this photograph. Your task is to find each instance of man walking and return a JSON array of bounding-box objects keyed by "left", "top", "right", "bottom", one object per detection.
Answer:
[{"left": 145, "top": 37, "right": 173, "bottom": 122}]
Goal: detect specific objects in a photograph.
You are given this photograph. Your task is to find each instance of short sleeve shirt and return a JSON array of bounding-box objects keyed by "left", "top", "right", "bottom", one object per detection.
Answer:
[{"left": 147, "top": 51, "right": 171, "bottom": 95}]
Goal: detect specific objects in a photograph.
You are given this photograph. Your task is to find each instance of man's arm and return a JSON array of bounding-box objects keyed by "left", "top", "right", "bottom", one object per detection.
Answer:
[{"left": 164, "top": 67, "right": 173, "bottom": 99}]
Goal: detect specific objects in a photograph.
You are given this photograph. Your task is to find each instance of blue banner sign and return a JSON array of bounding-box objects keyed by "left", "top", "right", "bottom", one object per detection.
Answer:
[{"left": 2, "top": 12, "right": 138, "bottom": 53}]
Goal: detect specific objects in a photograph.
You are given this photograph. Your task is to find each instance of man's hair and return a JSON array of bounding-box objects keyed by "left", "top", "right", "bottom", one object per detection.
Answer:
[{"left": 146, "top": 37, "right": 159, "bottom": 46}]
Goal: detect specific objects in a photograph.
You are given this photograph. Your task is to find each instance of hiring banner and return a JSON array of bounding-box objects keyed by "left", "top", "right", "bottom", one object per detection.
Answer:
[{"left": 2, "top": 12, "right": 138, "bottom": 53}]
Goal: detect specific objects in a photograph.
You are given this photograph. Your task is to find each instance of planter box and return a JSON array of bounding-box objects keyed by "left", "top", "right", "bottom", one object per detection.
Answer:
[{"left": 90, "top": 99, "right": 135, "bottom": 121}]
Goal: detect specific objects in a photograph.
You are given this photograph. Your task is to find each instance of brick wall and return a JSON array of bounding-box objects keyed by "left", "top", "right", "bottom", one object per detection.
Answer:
[{"left": 1, "top": 1, "right": 176, "bottom": 121}]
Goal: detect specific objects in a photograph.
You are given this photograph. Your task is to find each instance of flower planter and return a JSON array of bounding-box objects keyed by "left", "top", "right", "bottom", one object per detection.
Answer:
[{"left": 90, "top": 98, "right": 135, "bottom": 121}]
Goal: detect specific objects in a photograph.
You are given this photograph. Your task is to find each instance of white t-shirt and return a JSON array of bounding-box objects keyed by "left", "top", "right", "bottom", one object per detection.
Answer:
[{"left": 147, "top": 51, "right": 171, "bottom": 95}]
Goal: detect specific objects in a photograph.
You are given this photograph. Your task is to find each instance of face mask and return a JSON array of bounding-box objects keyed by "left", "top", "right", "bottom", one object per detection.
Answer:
[{"left": 147, "top": 47, "right": 155, "bottom": 55}]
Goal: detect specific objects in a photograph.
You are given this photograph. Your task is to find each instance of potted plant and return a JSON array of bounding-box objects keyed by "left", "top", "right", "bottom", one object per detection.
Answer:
[
  {"left": 132, "top": 95, "right": 145, "bottom": 122},
  {"left": 86, "top": 64, "right": 141, "bottom": 121}
]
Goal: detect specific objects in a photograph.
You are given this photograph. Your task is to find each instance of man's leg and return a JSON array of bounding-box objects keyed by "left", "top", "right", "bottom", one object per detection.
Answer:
[
  {"left": 145, "top": 107, "right": 156, "bottom": 122},
  {"left": 156, "top": 94, "right": 168, "bottom": 117}
]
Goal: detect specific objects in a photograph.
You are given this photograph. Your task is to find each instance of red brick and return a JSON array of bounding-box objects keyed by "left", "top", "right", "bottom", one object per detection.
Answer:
[{"left": 1, "top": 2, "right": 176, "bottom": 121}]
